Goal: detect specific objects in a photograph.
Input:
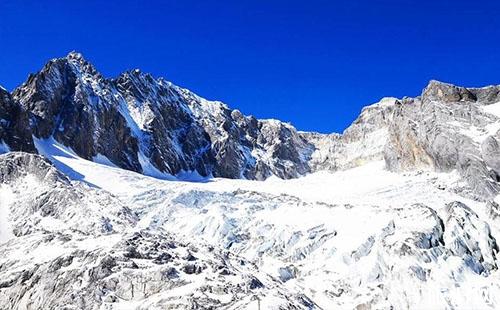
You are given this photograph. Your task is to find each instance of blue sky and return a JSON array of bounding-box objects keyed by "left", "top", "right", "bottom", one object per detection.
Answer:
[{"left": 1, "top": 1, "right": 499, "bottom": 133}]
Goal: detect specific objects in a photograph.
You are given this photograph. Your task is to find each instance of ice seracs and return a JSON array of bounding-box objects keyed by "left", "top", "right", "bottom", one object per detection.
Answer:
[{"left": 2, "top": 146, "right": 500, "bottom": 309}]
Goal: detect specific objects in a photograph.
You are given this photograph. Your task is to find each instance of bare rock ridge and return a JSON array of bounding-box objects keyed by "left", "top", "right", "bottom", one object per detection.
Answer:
[
  {"left": 12, "top": 53, "right": 143, "bottom": 172},
  {"left": 2, "top": 52, "right": 500, "bottom": 197},
  {"left": 11, "top": 52, "right": 313, "bottom": 180}
]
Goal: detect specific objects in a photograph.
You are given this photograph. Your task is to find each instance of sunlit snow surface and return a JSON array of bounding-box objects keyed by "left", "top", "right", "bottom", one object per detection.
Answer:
[{"left": 3, "top": 140, "right": 500, "bottom": 309}]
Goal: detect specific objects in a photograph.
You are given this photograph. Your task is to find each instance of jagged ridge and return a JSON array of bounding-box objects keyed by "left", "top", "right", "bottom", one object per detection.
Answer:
[{"left": 1, "top": 53, "right": 500, "bottom": 198}]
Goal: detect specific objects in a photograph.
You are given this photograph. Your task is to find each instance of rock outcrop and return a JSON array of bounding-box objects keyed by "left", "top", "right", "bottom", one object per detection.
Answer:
[
  {"left": 385, "top": 81, "right": 500, "bottom": 198},
  {"left": 0, "top": 87, "right": 36, "bottom": 153},
  {"left": 0, "top": 152, "right": 137, "bottom": 236},
  {"left": 13, "top": 53, "right": 142, "bottom": 172}
]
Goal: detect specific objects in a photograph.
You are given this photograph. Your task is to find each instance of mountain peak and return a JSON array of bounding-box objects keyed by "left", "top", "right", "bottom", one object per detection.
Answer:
[
  {"left": 63, "top": 51, "right": 101, "bottom": 78},
  {"left": 422, "top": 79, "right": 476, "bottom": 103},
  {"left": 66, "top": 50, "right": 85, "bottom": 61},
  {"left": 426, "top": 79, "right": 455, "bottom": 87}
]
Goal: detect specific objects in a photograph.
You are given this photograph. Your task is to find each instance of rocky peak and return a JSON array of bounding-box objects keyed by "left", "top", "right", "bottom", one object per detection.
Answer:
[
  {"left": 468, "top": 85, "right": 500, "bottom": 105},
  {"left": 0, "top": 152, "right": 65, "bottom": 184},
  {"left": 113, "top": 69, "right": 179, "bottom": 109},
  {"left": 0, "top": 86, "right": 13, "bottom": 109},
  {"left": 117, "top": 69, "right": 156, "bottom": 86},
  {"left": 12, "top": 52, "right": 108, "bottom": 138},
  {"left": 422, "top": 80, "right": 476, "bottom": 103},
  {"left": 344, "top": 97, "right": 396, "bottom": 139},
  {"left": 13, "top": 53, "right": 141, "bottom": 171},
  {"left": 65, "top": 51, "right": 103, "bottom": 79},
  {"left": 385, "top": 80, "right": 500, "bottom": 199},
  {"left": 66, "top": 50, "right": 84, "bottom": 60},
  {"left": 113, "top": 68, "right": 216, "bottom": 177}
]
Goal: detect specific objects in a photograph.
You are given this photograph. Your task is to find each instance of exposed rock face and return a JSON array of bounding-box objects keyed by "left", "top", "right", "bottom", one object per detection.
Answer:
[
  {"left": 443, "top": 201, "right": 499, "bottom": 274},
  {"left": 12, "top": 52, "right": 314, "bottom": 179},
  {"left": 423, "top": 80, "right": 477, "bottom": 103},
  {"left": 180, "top": 87, "right": 313, "bottom": 179},
  {"left": 112, "top": 69, "right": 315, "bottom": 180},
  {"left": 385, "top": 81, "right": 500, "bottom": 198},
  {"left": 305, "top": 97, "right": 397, "bottom": 171},
  {"left": 0, "top": 151, "right": 63, "bottom": 184},
  {"left": 112, "top": 70, "right": 215, "bottom": 176},
  {"left": 13, "top": 53, "right": 142, "bottom": 172},
  {"left": 0, "top": 87, "right": 36, "bottom": 153}
]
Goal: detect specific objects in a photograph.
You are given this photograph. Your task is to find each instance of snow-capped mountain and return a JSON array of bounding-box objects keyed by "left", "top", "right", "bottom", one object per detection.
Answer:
[
  {"left": 2, "top": 52, "right": 500, "bottom": 309},
  {"left": 7, "top": 52, "right": 500, "bottom": 198},
  {"left": 12, "top": 52, "right": 314, "bottom": 180}
]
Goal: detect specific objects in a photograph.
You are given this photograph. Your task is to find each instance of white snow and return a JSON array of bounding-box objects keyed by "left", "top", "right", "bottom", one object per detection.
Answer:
[
  {"left": 365, "top": 97, "right": 398, "bottom": 109},
  {"left": 0, "top": 186, "right": 14, "bottom": 243},
  {"left": 5, "top": 131, "right": 500, "bottom": 308},
  {"left": 483, "top": 101, "right": 500, "bottom": 118},
  {"left": 23, "top": 143, "right": 500, "bottom": 308},
  {"left": 92, "top": 153, "right": 118, "bottom": 167}
]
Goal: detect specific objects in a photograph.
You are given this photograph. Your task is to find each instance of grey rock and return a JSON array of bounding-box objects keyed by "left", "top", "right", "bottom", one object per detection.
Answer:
[
  {"left": 13, "top": 52, "right": 142, "bottom": 172},
  {"left": 409, "top": 265, "right": 427, "bottom": 282},
  {"left": 422, "top": 80, "right": 476, "bottom": 103},
  {"left": 278, "top": 265, "right": 298, "bottom": 282},
  {"left": 0, "top": 87, "right": 36, "bottom": 153},
  {"left": 0, "top": 152, "right": 66, "bottom": 184},
  {"left": 12, "top": 52, "right": 315, "bottom": 180},
  {"left": 384, "top": 81, "right": 500, "bottom": 198},
  {"left": 113, "top": 70, "right": 215, "bottom": 176}
]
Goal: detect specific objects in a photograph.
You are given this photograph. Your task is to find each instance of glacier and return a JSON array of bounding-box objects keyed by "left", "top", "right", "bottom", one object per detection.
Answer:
[{"left": 1, "top": 142, "right": 500, "bottom": 309}]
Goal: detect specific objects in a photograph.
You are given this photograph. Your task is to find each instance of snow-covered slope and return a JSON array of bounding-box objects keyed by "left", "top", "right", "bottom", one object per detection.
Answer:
[
  {"left": 2, "top": 136, "right": 500, "bottom": 309},
  {"left": 0, "top": 152, "right": 315, "bottom": 309}
]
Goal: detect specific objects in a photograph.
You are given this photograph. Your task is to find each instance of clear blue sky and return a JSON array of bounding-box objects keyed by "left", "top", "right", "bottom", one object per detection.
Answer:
[{"left": 1, "top": 1, "right": 499, "bottom": 133}]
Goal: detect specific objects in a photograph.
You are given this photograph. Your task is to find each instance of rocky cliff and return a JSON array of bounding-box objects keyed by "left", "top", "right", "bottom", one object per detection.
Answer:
[
  {"left": 0, "top": 87, "right": 36, "bottom": 153},
  {"left": 385, "top": 81, "right": 500, "bottom": 199}
]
